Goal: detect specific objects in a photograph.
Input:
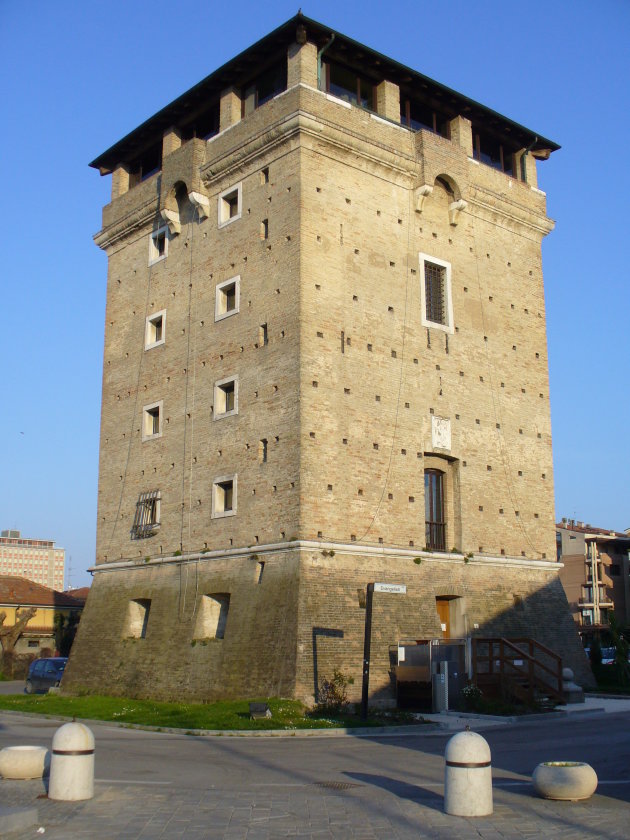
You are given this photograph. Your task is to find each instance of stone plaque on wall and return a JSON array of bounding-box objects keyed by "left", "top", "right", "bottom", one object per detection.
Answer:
[{"left": 431, "top": 415, "right": 451, "bottom": 451}]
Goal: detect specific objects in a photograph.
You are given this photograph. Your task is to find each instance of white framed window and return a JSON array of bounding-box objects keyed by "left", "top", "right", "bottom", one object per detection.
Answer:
[
  {"left": 212, "top": 474, "right": 237, "bottom": 518},
  {"left": 149, "top": 226, "right": 169, "bottom": 264},
  {"left": 142, "top": 400, "right": 163, "bottom": 440},
  {"left": 217, "top": 182, "right": 242, "bottom": 228},
  {"left": 214, "top": 276, "right": 240, "bottom": 322},
  {"left": 213, "top": 376, "right": 238, "bottom": 419},
  {"left": 419, "top": 254, "right": 453, "bottom": 334},
  {"left": 193, "top": 593, "right": 230, "bottom": 640},
  {"left": 145, "top": 310, "right": 166, "bottom": 349}
]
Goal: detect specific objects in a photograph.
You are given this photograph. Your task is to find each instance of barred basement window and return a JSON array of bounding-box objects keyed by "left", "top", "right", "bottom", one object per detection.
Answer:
[
  {"left": 131, "top": 490, "right": 160, "bottom": 539},
  {"left": 125, "top": 598, "right": 151, "bottom": 638},
  {"left": 194, "top": 593, "right": 230, "bottom": 640},
  {"left": 419, "top": 254, "right": 453, "bottom": 333}
]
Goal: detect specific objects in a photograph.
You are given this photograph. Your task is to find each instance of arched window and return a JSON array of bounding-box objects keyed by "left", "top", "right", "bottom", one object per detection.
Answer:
[{"left": 425, "top": 469, "right": 445, "bottom": 551}]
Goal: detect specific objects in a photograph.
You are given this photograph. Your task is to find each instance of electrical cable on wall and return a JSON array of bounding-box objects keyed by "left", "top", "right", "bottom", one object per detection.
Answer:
[
  {"left": 106, "top": 236, "right": 156, "bottom": 556},
  {"left": 470, "top": 212, "right": 546, "bottom": 557},
  {"left": 357, "top": 152, "right": 417, "bottom": 544}
]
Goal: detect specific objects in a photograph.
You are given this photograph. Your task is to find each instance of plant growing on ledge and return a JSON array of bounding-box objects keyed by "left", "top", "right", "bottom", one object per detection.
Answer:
[{"left": 413, "top": 557, "right": 423, "bottom": 565}]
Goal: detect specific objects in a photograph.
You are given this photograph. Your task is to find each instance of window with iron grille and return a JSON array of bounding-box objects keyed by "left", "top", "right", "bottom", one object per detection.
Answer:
[
  {"left": 424, "top": 469, "right": 445, "bottom": 551},
  {"left": 419, "top": 254, "right": 453, "bottom": 333},
  {"left": 425, "top": 262, "right": 445, "bottom": 324},
  {"left": 131, "top": 490, "right": 160, "bottom": 539}
]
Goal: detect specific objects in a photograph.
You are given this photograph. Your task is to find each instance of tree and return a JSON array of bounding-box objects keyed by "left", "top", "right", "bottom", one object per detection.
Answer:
[
  {"left": 609, "top": 614, "right": 630, "bottom": 686},
  {"left": 54, "top": 612, "right": 80, "bottom": 657},
  {"left": 0, "top": 607, "right": 36, "bottom": 677}
]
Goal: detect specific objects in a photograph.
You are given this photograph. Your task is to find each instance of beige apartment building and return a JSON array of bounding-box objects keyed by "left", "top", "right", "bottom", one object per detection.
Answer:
[
  {"left": 64, "top": 14, "right": 591, "bottom": 702},
  {"left": 0, "top": 530, "right": 65, "bottom": 591},
  {"left": 557, "top": 519, "right": 630, "bottom": 643}
]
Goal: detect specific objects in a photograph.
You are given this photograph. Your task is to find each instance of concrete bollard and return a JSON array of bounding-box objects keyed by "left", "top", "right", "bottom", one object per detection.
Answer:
[
  {"left": 48, "top": 722, "right": 95, "bottom": 801},
  {"left": 444, "top": 728, "right": 493, "bottom": 816}
]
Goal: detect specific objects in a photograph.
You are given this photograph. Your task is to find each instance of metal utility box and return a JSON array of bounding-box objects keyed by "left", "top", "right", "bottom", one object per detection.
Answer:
[{"left": 395, "top": 639, "right": 466, "bottom": 711}]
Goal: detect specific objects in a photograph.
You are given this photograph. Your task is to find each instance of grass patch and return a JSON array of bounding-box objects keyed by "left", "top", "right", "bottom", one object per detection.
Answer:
[{"left": 0, "top": 694, "right": 423, "bottom": 731}]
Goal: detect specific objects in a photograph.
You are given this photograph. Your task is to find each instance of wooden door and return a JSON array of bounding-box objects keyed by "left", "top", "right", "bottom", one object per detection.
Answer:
[{"left": 436, "top": 598, "right": 450, "bottom": 639}]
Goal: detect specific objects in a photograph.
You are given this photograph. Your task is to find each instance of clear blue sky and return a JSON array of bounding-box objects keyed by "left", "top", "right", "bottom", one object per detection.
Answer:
[{"left": 1, "top": 1, "right": 628, "bottom": 587}]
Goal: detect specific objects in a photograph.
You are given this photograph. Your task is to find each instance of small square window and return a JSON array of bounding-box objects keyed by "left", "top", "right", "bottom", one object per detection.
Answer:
[
  {"left": 149, "top": 227, "right": 168, "bottom": 264},
  {"left": 145, "top": 310, "right": 166, "bottom": 349},
  {"left": 419, "top": 254, "right": 453, "bottom": 333},
  {"left": 218, "top": 183, "right": 242, "bottom": 227},
  {"left": 142, "top": 401, "right": 163, "bottom": 440},
  {"left": 212, "top": 475, "right": 236, "bottom": 518},
  {"left": 215, "top": 276, "right": 240, "bottom": 321},
  {"left": 214, "top": 377, "right": 238, "bottom": 419}
]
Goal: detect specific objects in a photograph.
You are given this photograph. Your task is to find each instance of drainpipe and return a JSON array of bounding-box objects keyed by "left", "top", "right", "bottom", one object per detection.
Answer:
[
  {"left": 590, "top": 540, "right": 600, "bottom": 626},
  {"left": 520, "top": 135, "right": 538, "bottom": 183},
  {"left": 317, "top": 33, "right": 335, "bottom": 91}
]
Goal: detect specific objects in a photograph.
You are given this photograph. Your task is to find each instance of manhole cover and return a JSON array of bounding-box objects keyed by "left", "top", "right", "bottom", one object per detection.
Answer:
[{"left": 314, "top": 781, "right": 363, "bottom": 790}]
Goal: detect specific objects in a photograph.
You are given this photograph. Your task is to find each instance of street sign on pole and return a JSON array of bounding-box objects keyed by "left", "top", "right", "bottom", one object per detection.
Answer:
[
  {"left": 360, "top": 581, "right": 406, "bottom": 720},
  {"left": 374, "top": 583, "right": 406, "bottom": 594}
]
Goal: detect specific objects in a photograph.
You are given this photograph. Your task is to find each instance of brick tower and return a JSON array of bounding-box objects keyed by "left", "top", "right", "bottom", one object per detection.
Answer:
[{"left": 64, "top": 15, "right": 592, "bottom": 701}]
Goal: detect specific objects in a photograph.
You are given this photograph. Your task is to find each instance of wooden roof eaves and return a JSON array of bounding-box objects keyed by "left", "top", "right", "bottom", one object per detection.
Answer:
[{"left": 90, "top": 12, "right": 559, "bottom": 174}]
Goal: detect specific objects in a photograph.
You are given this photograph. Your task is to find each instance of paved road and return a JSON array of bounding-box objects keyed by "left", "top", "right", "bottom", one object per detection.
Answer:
[
  {"left": 0, "top": 681, "right": 25, "bottom": 695},
  {"left": 1, "top": 708, "right": 630, "bottom": 838}
]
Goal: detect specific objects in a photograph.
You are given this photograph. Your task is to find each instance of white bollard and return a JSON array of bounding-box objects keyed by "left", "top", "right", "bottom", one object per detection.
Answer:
[
  {"left": 444, "top": 728, "right": 493, "bottom": 816},
  {"left": 48, "top": 722, "right": 95, "bottom": 801}
]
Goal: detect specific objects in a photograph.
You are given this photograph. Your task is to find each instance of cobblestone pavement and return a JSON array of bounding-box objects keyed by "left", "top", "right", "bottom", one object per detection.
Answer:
[
  {"left": 2, "top": 708, "right": 630, "bottom": 839},
  {"left": 3, "top": 775, "right": 629, "bottom": 839}
]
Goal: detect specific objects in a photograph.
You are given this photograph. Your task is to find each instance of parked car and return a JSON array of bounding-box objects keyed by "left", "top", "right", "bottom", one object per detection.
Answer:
[
  {"left": 25, "top": 657, "right": 68, "bottom": 694},
  {"left": 584, "top": 646, "right": 625, "bottom": 665}
]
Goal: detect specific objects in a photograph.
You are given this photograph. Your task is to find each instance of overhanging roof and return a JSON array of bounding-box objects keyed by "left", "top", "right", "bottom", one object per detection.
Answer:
[{"left": 90, "top": 13, "right": 560, "bottom": 174}]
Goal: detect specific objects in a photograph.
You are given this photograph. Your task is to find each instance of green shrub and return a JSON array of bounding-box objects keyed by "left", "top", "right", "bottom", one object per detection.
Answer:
[{"left": 317, "top": 669, "right": 354, "bottom": 713}]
